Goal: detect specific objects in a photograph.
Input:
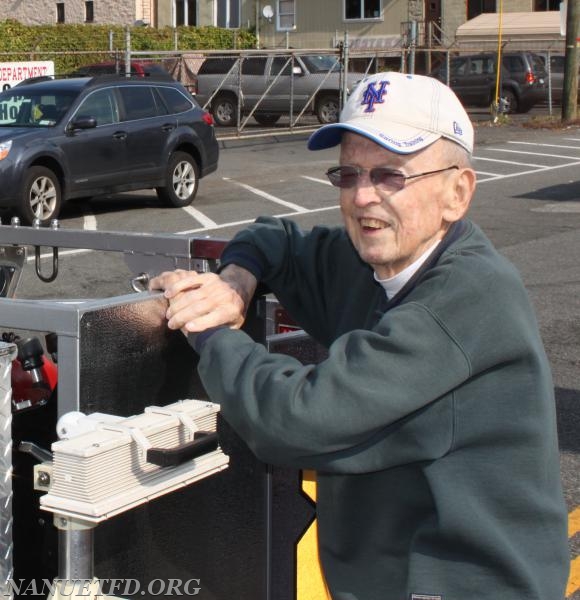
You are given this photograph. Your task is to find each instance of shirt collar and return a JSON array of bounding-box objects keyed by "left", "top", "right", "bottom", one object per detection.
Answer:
[{"left": 374, "top": 241, "right": 442, "bottom": 299}]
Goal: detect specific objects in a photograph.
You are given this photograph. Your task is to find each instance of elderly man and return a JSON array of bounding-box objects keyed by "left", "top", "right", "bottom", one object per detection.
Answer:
[{"left": 150, "top": 72, "right": 569, "bottom": 599}]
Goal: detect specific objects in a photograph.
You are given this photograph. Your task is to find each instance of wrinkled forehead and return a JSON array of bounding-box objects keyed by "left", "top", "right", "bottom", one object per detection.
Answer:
[{"left": 340, "top": 131, "right": 438, "bottom": 167}]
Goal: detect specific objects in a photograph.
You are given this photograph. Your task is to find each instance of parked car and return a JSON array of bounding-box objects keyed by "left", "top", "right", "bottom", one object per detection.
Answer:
[
  {"left": 71, "top": 60, "right": 174, "bottom": 80},
  {"left": 535, "top": 53, "right": 580, "bottom": 104},
  {"left": 0, "top": 76, "right": 218, "bottom": 225},
  {"left": 431, "top": 51, "right": 547, "bottom": 113},
  {"left": 195, "top": 54, "right": 362, "bottom": 126},
  {"left": 71, "top": 60, "right": 198, "bottom": 96}
]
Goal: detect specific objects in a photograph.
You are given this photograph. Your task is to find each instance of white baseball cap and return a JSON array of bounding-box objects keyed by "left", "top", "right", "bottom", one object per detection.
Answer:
[{"left": 308, "top": 71, "right": 474, "bottom": 155}]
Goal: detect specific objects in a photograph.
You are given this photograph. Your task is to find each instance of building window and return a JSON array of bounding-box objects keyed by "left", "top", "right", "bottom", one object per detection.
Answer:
[
  {"left": 56, "top": 2, "right": 65, "bottom": 23},
  {"left": 175, "top": 0, "right": 197, "bottom": 26},
  {"left": 344, "top": 0, "right": 381, "bottom": 20},
  {"left": 85, "top": 1, "right": 94, "bottom": 22},
  {"left": 467, "top": 0, "right": 496, "bottom": 20},
  {"left": 277, "top": 0, "right": 296, "bottom": 30},
  {"left": 533, "top": 0, "right": 560, "bottom": 8},
  {"left": 216, "top": 0, "right": 240, "bottom": 28}
]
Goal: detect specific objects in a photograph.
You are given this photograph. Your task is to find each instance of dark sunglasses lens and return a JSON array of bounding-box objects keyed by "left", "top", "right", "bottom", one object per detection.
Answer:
[
  {"left": 370, "top": 169, "right": 406, "bottom": 191},
  {"left": 327, "top": 167, "right": 359, "bottom": 188}
]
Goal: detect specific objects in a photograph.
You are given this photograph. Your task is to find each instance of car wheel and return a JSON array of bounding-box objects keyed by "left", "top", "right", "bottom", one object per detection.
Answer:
[
  {"left": 316, "top": 94, "right": 340, "bottom": 124},
  {"left": 499, "top": 89, "right": 518, "bottom": 114},
  {"left": 156, "top": 151, "right": 199, "bottom": 208},
  {"left": 20, "top": 166, "right": 62, "bottom": 226},
  {"left": 212, "top": 94, "right": 238, "bottom": 127},
  {"left": 254, "top": 113, "right": 281, "bottom": 126}
]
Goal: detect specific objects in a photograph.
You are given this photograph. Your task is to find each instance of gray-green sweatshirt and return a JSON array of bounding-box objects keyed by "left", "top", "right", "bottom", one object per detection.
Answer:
[{"left": 191, "top": 217, "right": 570, "bottom": 600}]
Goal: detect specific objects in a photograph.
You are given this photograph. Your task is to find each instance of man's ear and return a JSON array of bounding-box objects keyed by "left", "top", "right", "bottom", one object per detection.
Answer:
[{"left": 442, "top": 167, "right": 477, "bottom": 222}]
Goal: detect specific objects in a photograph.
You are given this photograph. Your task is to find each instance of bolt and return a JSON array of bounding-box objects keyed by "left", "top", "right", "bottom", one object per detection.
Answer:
[{"left": 37, "top": 471, "right": 51, "bottom": 486}]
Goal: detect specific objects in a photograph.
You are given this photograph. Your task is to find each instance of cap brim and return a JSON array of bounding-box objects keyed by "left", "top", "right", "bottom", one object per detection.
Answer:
[{"left": 308, "top": 121, "right": 441, "bottom": 155}]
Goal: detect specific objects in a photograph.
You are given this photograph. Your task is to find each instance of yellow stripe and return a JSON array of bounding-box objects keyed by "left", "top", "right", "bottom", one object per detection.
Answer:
[
  {"left": 569, "top": 507, "right": 580, "bottom": 538},
  {"left": 567, "top": 556, "right": 580, "bottom": 597},
  {"left": 297, "top": 492, "right": 580, "bottom": 598},
  {"left": 297, "top": 470, "right": 331, "bottom": 600}
]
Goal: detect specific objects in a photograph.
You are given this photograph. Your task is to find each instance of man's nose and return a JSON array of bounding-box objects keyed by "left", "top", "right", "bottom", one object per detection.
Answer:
[{"left": 351, "top": 176, "right": 381, "bottom": 206}]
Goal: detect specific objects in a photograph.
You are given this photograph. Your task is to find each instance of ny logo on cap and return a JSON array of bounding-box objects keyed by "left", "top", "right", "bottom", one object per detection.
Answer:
[{"left": 361, "top": 80, "right": 390, "bottom": 113}]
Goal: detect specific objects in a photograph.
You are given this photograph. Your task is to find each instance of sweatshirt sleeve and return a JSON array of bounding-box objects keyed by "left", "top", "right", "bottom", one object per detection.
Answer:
[
  {"left": 195, "top": 300, "right": 471, "bottom": 474},
  {"left": 219, "top": 216, "right": 368, "bottom": 346}
]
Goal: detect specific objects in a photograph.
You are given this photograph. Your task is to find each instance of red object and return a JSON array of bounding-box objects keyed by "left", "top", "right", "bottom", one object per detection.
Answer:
[
  {"left": 525, "top": 71, "right": 536, "bottom": 84},
  {"left": 11, "top": 357, "right": 58, "bottom": 406},
  {"left": 274, "top": 307, "right": 302, "bottom": 334},
  {"left": 202, "top": 111, "right": 215, "bottom": 126}
]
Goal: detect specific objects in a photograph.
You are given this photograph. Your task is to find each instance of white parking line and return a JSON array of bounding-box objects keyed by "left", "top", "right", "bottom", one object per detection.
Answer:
[
  {"left": 477, "top": 159, "right": 580, "bottom": 183},
  {"left": 475, "top": 170, "right": 503, "bottom": 177},
  {"left": 83, "top": 213, "right": 97, "bottom": 231},
  {"left": 508, "top": 141, "right": 580, "bottom": 150},
  {"left": 177, "top": 205, "right": 340, "bottom": 235},
  {"left": 474, "top": 156, "right": 549, "bottom": 168},
  {"left": 223, "top": 177, "right": 308, "bottom": 213},
  {"left": 301, "top": 175, "right": 332, "bottom": 186},
  {"left": 181, "top": 205, "right": 217, "bottom": 227},
  {"left": 30, "top": 142, "right": 580, "bottom": 260},
  {"left": 487, "top": 148, "right": 580, "bottom": 160}
]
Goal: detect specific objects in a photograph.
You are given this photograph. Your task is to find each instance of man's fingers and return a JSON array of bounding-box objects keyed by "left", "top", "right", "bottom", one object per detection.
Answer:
[
  {"left": 166, "top": 283, "right": 245, "bottom": 331},
  {"left": 148, "top": 269, "right": 191, "bottom": 291},
  {"left": 179, "top": 304, "right": 245, "bottom": 333},
  {"left": 150, "top": 268, "right": 250, "bottom": 334}
]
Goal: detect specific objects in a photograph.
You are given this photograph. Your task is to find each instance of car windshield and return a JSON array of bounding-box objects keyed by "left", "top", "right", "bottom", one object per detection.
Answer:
[
  {"left": 0, "top": 89, "right": 78, "bottom": 127},
  {"left": 302, "top": 55, "right": 341, "bottom": 73}
]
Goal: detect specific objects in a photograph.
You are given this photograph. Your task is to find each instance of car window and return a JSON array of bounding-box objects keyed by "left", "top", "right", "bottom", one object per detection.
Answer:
[
  {"left": 271, "top": 57, "right": 293, "bottom": 76},
  {"left": 241, "top": 57, "right": 267, "bottom": 75},
  {"left": 198, "top": 58, "right": 237, "bottom": 75},
  {"left": 76, "top": 88, "right": 119, "bottom": 125},
  {"left": 156, "top": 86, "right": 193, "bottom": 114},
  {"left": 530, "top": 55, "right": 546, "bottom": 73},
  {"left": 503, "top": 56, "right": 524, "bottom": 73},
  {"left": 469, "top": 57, "right": 489, "bottom": 75},
  {"left": 118, "top": 86, "right": 158, "bottom": 120},
  {"left": 450, "top": 58, "right": 468, "bottom": 77},
  {"left": 550, "top": 56, "right": 565, "bottom": 72},
  {"left": 302, "top": 55, "right": 341, "bottom": 73},
  {"left": 482, "top": 57, "right": 495, "bottom": 74},
  {"left": 0, "top": 89, "right": 77, "bottom": 127}
]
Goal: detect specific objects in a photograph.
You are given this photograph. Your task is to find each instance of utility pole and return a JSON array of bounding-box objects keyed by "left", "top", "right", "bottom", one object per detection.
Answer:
[{"left": 562, "top": 0, "right": 579, "bottom": 122}]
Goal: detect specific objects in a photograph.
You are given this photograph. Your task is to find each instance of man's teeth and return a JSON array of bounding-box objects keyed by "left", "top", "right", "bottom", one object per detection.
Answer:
[{"left": 360, "top": 218, "right": 386, "bottom": 229}]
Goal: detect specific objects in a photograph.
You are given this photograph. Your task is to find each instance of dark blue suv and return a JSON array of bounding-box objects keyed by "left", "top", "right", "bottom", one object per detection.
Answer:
[
  {"left": 0, "top": 76, "right": 219, "bottom": 225},
  {"left": 431, "top": 51, "right": 547, "bottom": 114}
]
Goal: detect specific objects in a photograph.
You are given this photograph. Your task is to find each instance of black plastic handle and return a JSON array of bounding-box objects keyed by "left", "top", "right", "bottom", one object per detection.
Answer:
[{"left": 146, "top": 431, "right": 219, "bottom": 468}]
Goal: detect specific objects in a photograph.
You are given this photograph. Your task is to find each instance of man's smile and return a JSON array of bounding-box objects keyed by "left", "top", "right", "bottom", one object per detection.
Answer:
[{"left": 359, "top": 217, "right": 390, "bottom": 231}]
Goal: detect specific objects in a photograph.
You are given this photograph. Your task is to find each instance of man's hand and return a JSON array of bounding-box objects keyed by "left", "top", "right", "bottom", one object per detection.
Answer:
[{"left": 149, "top": 265, "right": 258, "bottom": 333}]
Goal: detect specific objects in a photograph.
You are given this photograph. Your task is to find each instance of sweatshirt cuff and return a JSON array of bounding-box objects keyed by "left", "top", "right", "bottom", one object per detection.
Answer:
[
  {"left": 219, "top": 247, "right": 266, "bottom": 281},
  {"left": 187, "top": 326, "right": 228, "bottom": 353}
]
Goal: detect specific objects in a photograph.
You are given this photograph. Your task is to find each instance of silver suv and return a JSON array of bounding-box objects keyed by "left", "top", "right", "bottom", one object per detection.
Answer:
[{"left": 196, "top": 54, "right": 362, "bottom": 126}]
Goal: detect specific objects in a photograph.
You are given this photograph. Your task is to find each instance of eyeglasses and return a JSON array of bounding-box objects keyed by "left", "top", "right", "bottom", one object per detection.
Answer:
[{"left": 326, "top": 165, "right": 459, "bottom": 192}]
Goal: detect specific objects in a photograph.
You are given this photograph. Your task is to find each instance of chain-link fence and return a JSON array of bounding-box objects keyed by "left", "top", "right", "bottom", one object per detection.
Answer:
[{"left": 0, "top": 33, "right": 570, "bottom": 137}]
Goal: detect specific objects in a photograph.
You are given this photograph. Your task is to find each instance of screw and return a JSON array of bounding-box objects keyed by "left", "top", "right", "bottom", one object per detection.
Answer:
[{"left": 37, "top": 471, "right": 51, "bottom": 486}]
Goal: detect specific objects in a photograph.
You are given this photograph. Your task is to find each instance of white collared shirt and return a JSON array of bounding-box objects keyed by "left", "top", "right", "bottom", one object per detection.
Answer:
[{"left": 374, "top": 241, "right": 441, "bottom": 300}]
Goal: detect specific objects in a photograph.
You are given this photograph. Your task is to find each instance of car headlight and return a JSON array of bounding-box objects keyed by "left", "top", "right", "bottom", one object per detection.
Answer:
[{"left": 0, "top": 140, "right": 12, "bottom": 161}]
